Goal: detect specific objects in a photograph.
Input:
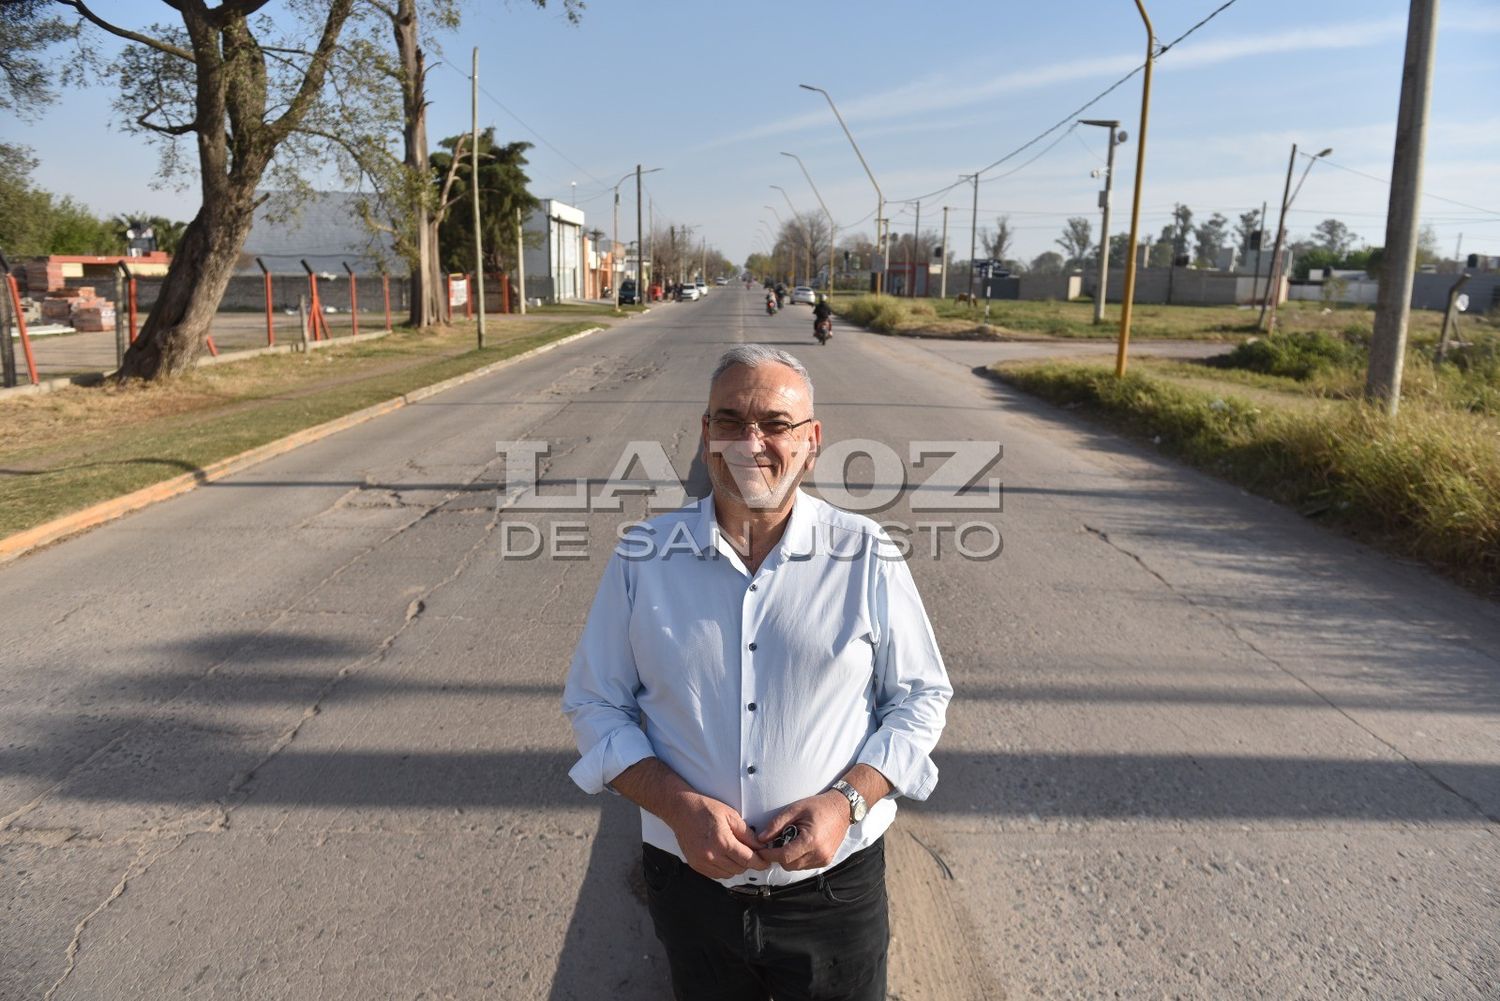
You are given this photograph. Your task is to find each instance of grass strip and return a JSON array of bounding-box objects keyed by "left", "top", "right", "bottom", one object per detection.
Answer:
[
  {"left": 836, "top": 294, "right": 1500, "bottom": 344},
  {"left": 0, "top": 318, "right": 598, "bottom": 538},
  {"left": 991, "top": 360, "right": 1500, "bottom": 595}
]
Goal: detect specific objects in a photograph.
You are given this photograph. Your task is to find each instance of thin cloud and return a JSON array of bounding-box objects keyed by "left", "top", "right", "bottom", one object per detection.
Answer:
[{"left": 691, "top": 16, "right": 1410, "bottom": 154}]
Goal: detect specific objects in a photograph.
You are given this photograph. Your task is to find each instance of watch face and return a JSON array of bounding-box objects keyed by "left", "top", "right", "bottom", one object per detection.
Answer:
[{"left": 851, "top": 798, "right": 867, "bottom": 822}]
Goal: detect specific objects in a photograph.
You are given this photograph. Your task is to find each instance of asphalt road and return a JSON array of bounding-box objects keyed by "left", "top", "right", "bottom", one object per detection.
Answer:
[{"left": 2, "top": 286, "right": 1496, "bottom": 999}]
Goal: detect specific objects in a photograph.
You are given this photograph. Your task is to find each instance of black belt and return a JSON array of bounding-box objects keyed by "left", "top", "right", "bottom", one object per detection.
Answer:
[{"left": 646, "top": 841, "right": 877, "bottom": 900}]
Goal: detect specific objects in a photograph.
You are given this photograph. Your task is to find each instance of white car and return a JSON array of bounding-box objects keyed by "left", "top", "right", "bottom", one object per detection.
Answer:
[
  {"left": 714, "top": 277, "right": 728, "bottom": 285},
  {"left": 695, "top": 280, "right": 708, "bottom": 297},
  {"left": 678, "top": 284, "right": 700, "bottom": 301},
  {"left": 791, "top": 286, "right": 817, "bottom": 306}
]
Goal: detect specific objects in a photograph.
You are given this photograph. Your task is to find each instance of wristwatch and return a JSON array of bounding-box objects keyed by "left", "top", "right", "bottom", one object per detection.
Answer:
[{"left": 830, "top": 780, "right": 868, "bottom": 824}]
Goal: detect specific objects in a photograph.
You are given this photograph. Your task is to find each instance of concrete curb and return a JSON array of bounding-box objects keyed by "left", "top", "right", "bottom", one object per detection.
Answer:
[{"left": 0, "top": 324, "right": 606, "bottom": 566}]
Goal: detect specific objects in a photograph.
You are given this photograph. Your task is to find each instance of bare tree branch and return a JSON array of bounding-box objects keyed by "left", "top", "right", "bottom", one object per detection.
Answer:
[{"left": 55, "top": 0, "right": 196, "bottom": 62}]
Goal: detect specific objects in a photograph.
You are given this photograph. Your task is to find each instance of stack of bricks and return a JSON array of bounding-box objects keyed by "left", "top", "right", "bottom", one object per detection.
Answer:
[
  {"left": 24, "top": 260, "right": 66, "bottom": 298},
  {"left": 41, "top": 286, "right": 116, "bottom": 331}
]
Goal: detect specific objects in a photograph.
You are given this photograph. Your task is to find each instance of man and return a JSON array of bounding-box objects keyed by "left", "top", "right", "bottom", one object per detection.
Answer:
[{"left": 562, "top": 344, "right": 951, "bottom": 1001}]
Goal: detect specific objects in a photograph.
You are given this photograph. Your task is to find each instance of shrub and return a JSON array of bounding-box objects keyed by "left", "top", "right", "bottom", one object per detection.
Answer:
[{"left": 1208, "top": 330, "right": 1362, "bottom": 381}]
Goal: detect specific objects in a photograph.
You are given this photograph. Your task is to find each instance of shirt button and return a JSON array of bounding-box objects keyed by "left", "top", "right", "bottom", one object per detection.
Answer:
[
  {"left": 748, "top": 875, "right": 758, "bottom": 882},
  {"left": 747, "top": 702, "right": 757, "bottom": 711},
  {"left": 748, "top": 642, "right": 757, "bottom": 651},
  {"left": 747, "top": 765, "right": 757, "bottom": 775},
  {"left": 749, "top": 584, "right": 758, "bottom": 591}
]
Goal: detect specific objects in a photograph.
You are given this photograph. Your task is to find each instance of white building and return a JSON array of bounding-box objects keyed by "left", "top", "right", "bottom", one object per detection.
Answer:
[{"left": 522, "top": 200, "right": 586, "bottom": 303}]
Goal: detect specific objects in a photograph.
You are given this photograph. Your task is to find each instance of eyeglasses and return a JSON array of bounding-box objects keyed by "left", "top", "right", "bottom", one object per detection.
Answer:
[{"left": 706, "top": 416, "right": 814, "bottom": 439}]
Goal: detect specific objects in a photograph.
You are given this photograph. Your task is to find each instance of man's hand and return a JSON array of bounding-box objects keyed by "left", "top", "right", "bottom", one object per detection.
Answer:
[
  {"left": 668, "top": 793, "right": 769, "bottom": 880},
  {"left": 609, "top": 758, "right": 767, "bottom": 880},
  {"left": 753, "top": 790, "right": 850, "bottom": 871}
]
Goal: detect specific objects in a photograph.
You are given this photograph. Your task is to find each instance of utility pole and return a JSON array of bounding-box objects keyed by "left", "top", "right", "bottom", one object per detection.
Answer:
[
  {"left": 1081, "top": 119, "right": 1121, "bottom": 324},
  {"left": 1259, "top": 143, "right": 1298, "bottom": 331},
  {"left": 471, "top": 47, "right": 486, "bottom": 347},
  {"left": 910, "top": 200, "right": 921, "bottom": 297},
  {"left": 940, "top": 206, "right": 950, "bottom": 299},
  {"left": 636, "top": 165, "right": 644, "bottom": 302},
  {"left": 515, "top": 206, "right": 526, "bottom": 315},
  {"left": 1367, "top": 0, "right": 1439, "bottom": 415},
  {"left": 1252, "top": 199, "right": 1267, "bottom": 305},
  {"left": 965, "top": 173, "right": 979, "bottom": 301}
]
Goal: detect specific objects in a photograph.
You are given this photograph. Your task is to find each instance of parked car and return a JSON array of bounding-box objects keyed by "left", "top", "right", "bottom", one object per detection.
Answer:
[
  {"left": 714, "top": 277, "right": 728, "bottom": 285},
  {"left": 695, "top": 280, "right": 709, "bottom": 298},
  {"left": 679, "top": 284, "right": 701, "bottom": 301},
  {"left": 618, "top": 279, "right": 638, "bottom": 305},
  {"left": 791, "top": 285, "right": 816, "bottom": 306}
]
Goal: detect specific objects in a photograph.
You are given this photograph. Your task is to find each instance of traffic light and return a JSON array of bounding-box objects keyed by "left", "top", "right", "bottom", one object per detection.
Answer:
[
  {"left": 1468, "top": 253, "right": 1480, "bottom": 268},
  {"left": 1249, "top": 230, "right": 1263, "bottom": 251},
  {"left": 933, "top": 245, "right": 943, "bottom": 259}
]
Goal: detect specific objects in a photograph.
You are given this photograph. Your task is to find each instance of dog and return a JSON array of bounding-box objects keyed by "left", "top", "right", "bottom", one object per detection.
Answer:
[{"left": 954, "top": 292, "right": 974, "bottom": 305}]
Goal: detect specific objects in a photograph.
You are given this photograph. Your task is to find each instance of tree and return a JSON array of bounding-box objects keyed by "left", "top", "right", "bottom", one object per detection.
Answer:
[
  {"left": 1193, "top": 212, "right": 1229, "bottom": 267},
  {"left": 45, "top": 0, "right": 362, "bottom": 380},
  {"left": 1, "top": 0, "right": 78, "bottom": 119},
  {"left": 318, "top": 0, "right": 576, "bottom": 327},
  {"left": 1159, "top": 203, "right": 1193, "bottom": 261},
  {"left": 1029, "top": 251, "right": 1064, "bottom": 275},
  {"left": 1416, "top": 224, "right": 1441, "bottom": 267},
  {"left": 983, "top": 215, "right": 1013, "bottom": 262},
  {"left": 1108, "top": 232, "right": 1135, "bottom": 268},
  {"left": 1312, "top": 218, "right": 1358, "bottom": 257},
  {"left": 430, "top": 128, "right": 538, "bottom": 277},
  {"left": 1235, "top": 210, "right": 1260, "bottom": 253},
  {"left": 0, "top": 143, "right": 116, "bottom": 256},
  {"left": 1055, "top": 217, "right": 1093, "bottom": 270}
]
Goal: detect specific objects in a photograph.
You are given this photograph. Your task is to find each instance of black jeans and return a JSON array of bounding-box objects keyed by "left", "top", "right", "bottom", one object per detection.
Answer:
[{"left": 642, "top": 840, "right": 888, "bottom": 1001}]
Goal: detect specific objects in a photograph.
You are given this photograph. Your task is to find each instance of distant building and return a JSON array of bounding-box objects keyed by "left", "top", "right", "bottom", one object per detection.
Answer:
[
  {"left": 239, "top": 191, "right": 401, "bottom": 277},
  {"left": 522, "top": 200, "right": 586, "bottom": 303}
]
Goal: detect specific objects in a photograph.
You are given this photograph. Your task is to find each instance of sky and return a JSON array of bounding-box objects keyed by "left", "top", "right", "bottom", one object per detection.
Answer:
[{"left": 8, "top": 0, "right": 1500, "bottom": 269}]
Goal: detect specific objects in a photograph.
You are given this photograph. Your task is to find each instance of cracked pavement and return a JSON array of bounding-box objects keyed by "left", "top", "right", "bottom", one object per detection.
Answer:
[{"left": 1, "top": 290, "right": 1497, "bottom": 999}]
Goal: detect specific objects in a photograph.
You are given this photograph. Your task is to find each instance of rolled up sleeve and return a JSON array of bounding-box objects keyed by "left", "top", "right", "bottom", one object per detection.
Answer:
[
  {"left": 561, "top": 551, "right": 656, "bottom": 794},
  {"left": 856, "top": 552, "right": 952, "bottom": 800}
]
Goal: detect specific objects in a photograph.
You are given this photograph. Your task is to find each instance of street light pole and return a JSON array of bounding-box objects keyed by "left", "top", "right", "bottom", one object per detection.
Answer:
[
  {"left": 1080, "top": 119, "right": 1122, "bottom": 324},
  {"left": 962, "top": 173, "right": 979, "bottom": 301},
  {"left": 779, "top": 152, "right": 837, "bottom": 295},
  {"left": 800, "top": 83, "right": 884, "bottom": 294},
  {"left": 471, "top": 47, "right": 485, "bottom": 347},
  {"left": 940, "top": 206, "right": 950, "bottom": 299},
  {"left": 1262, "top": 145, "right": 1333, "bottom": 333},
  {"left": 614, "top": 167, "right": 661, "bottom": 308},
  {"left": 1115, "top": 0, "right": 1155, "bottom": 378}
]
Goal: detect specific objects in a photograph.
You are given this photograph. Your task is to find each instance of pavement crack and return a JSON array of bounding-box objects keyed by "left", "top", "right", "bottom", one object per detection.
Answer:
[
  {"left": 43, "top": 836, "right": 185, "bottom": 1000},
  {"left": 1082, "top": 521, "right": 1500, "bottom": 826}
]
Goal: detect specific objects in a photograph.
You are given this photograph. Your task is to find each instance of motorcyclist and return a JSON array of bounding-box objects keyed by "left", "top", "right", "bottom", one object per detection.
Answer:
[
  {"left": 765, "top": 290, "right": 778, "bottom": 313},
  {"left": 774, "top": 282, "right": 786, "bottom": 307},
  {"left": 812, "top": 295, "right": 833, "bottom": 340}
]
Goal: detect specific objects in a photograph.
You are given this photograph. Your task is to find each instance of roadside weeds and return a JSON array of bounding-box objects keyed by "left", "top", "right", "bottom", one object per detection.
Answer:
[{"left": 989, "top": 357, "right": 1500, "bottom": 597}]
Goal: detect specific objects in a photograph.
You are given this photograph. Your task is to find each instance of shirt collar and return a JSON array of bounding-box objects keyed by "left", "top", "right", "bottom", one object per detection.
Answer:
[{"left": 693, "top": 488, "right": 816, "bottom": 565}]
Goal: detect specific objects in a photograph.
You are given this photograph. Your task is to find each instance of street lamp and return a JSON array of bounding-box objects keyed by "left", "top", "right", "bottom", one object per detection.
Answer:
[
  {"left": 1079, "top": 119, "right": 1125, "bottom": 324},
  {"left": 799, "top": 83, "right": 886, "bottom": 294},
  {"left": 1261, "top": 145, "right": 1333, "bottom": 331},
  {"left": 780, "top": 153, "right": 837, "bottom": 295},
  {"left": 613, "top": 167, "right": 661, "bottom": 308}
]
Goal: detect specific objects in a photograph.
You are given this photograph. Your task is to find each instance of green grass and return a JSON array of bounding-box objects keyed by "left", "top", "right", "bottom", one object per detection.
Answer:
[
  {"left": 834, "top": 293, "right": 1500, "bottom": 344},
  {"left": 991, "top": 358, "right": 1500, "bottom": 595},
  {"left": 0, "top": 317, "right": 599, "bottom": 537}
]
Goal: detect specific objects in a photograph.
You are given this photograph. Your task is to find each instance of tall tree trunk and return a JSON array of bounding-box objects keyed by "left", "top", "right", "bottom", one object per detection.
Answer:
[
  {"left": 116, "top": 199, "right": 259, "bottom": 379},
  {"left": 395, "top": 0, "right": 443, "bottom": 327}
]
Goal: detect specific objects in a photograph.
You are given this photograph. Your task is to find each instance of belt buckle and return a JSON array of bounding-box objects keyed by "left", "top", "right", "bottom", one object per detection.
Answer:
[{"left": 728, "top": 883, "right": 772, "bottom": 899}]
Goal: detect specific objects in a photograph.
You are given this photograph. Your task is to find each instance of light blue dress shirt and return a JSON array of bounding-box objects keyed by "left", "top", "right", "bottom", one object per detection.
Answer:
[{"left": 562, "top": 490, "right": 952, "bottom": 887}]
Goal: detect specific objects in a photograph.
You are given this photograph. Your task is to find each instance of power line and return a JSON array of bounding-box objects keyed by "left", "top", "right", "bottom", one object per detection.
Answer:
[
  {"left": 891, "top": 0, "right": 1244, "bottom": 206},
  {"left": 433, "top": 57, "right": 609, "bottom": 191},
  {"left": 1306, "top": 153, "right": 1500, "bottom": 218}
]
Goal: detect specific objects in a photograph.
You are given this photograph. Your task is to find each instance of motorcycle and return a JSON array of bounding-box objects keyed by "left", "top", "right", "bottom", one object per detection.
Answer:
[
  {"left": 814, "top": 317, "right": 832, "bottom": 345},
  {"left": 766, "top": 297, "right": 778, "bottom": 316}
]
